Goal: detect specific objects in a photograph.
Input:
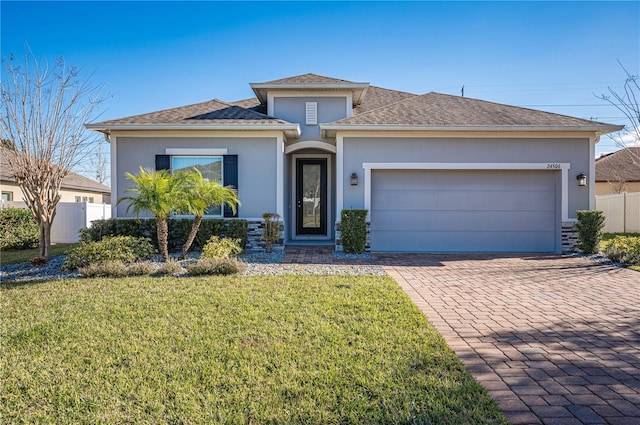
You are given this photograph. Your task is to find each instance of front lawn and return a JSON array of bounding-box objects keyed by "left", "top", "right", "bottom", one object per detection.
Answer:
[
  {"left": 1, "top": 275, "right": 507, "bottom": 424},
  {"left": 1, "top": 243, "right": 78, "bottom": 265}
]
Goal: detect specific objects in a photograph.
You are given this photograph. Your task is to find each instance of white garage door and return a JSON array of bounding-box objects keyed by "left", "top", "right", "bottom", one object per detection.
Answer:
[{"left": 370, "top": 170, "right": 558, "bottom": 253}]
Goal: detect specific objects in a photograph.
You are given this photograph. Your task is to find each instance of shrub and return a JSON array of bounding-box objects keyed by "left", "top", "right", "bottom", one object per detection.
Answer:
[
  {"left": 262, "top": 212, "right": 282, "bottom": 253},
  {"left": 153, "top": 260, "right": 183, "bottom": 276},
  {"left": 0, "top": 207, "right": 39, "bottom": 250},
  {"left": 63, "top": 236, "right": 156, "bottom": 270},
  {"left": 340, "top": 209, "right": 368, "bottom": 254},
  {"left": 201, "top": 236, "right": 243, "bottom": 259},
  {"left": 80, "top": 218, "right": 248, "bottom": 250},
  {"left": 576, "top": 210, "right": 605, "bottom": 254},
  {"left": 187, "top": 257, "right": 245, "bottom": 276},
  {"left": 126, "top": 262, "right": 155, "bottom": 276},
  {"left": 604, "top": 236, "right": 640, "bottom": 265},
  {"left": 79, "top": 260, "right": 128, "bottom": 278}
]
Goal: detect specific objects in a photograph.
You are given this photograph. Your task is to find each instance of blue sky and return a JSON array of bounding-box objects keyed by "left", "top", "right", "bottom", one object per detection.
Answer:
[{"left": 2, "top": 0, "right": 639, "bottom": 168}]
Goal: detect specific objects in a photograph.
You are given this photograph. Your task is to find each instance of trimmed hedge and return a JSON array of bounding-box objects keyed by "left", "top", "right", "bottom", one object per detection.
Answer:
[
  {"left": 341, "top": 209, "right": 368, "bottom": 254},
  {"left": 80, "top": 218, "right": 248, "bottom": 251},
  {"left": 63, "top": 236, "right": 156, "bottom": 271},
  {"left": 576, "top": 210, "right": 605, "bottom": 254},
  {"left": 0, "top": 208, "right": 39, "bottom": 250}
]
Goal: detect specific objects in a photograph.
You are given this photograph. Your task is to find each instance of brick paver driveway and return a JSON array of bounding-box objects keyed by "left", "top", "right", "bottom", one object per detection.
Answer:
[{"left": 381, "top": 254, "right": 640, "bottom": 425}]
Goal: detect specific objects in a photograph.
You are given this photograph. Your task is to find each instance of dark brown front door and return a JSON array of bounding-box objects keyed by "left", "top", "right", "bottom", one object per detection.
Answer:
[{"left": 296, "top": 158, "right": 327, "bottom": 235}]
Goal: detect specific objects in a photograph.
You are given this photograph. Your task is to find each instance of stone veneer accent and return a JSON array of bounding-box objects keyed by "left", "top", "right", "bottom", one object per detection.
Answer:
[
  {"left": 244, "top": 219, "right": 284, "bottom": 253},
  {"left": 334, "top": 221, "right": 371, "bottom": 253},
  {"left": 561, "top": 221, "right": 579, "bottom": 253}
]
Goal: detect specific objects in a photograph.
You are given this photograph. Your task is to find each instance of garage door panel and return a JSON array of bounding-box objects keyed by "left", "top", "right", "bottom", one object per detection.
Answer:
[
  {"left": 373, "top": 230, "right": 556, "bottom": 253},
  {"left": 373, "top": 170, "right": 555, "bottom": 191},
  {"left": 370, "top": 170, "right": 558, "bottom": 253},
  {"left": 372, "top": 210, "right": 556, "bottom": 232},
  {"left": 372, "top": 189, "right": 555, "bottom": 212}
]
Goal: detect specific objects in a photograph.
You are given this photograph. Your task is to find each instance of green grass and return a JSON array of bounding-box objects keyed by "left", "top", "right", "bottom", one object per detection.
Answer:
[
  {"left": 0, "top": 243, "right": 78, "bottom": 265},
  {"left": 1, "top": 275, "right": 508, "bottom": 424}
]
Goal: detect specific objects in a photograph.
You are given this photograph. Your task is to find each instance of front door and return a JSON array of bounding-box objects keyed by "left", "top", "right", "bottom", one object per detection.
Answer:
[{"left": 296, "top": 158, "right": 327, "bottom": 235}]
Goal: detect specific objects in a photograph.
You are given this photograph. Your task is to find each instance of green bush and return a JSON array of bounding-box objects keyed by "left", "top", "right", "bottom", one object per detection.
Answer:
[
  {"left": 79, "top": 260, "right": 128, "bottom": 278},
  {"left": 80, "top": 218, "right": 248, "bottom": 251},
  {"left": 63, "top": 236, "right": 156, "bottom": 270},
  {"left": 604, "top": 236, "right": 640, "bottom": 265},
  {"left": 187, "top": 257, "right": 245, "bottom": 276},
  {"left": 201, "top": 236, "right": 243, "bottom": 259},
  {"left": 340, "top": 209, "right": 368, "bottom": 254},
  {"left": 576, "top": 210, "right": 605, "bottom": 254},
  {"left": 0, "top": 208, "right": 39, "bottom": 250}
]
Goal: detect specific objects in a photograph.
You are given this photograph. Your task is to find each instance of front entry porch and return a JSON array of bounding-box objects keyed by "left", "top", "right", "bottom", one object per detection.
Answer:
[{"left": 287, "top": 150, "right": 335, "bottom": 244}]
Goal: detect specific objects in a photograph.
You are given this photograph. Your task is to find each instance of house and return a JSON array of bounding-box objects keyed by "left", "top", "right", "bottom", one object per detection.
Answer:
[
  {"left": 86, "top": 73, "right": 622, "bottom": 253},
  {"left": 595, "top": 147, "right": 640, "bottom": 195},
  {"left": 0, "top": 149, "right": 111, "bottom": 205}
]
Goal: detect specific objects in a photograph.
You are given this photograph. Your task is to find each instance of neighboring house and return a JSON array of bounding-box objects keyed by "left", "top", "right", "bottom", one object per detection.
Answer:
[
  {"left": 595, "top": 147, "right": 640, "bottom": 195},
  {"left": 0, "top": 149, "right": 111, "bottom": 204},
  {"left": 86, "top": 73, "right": 621, "bottom": 253}
]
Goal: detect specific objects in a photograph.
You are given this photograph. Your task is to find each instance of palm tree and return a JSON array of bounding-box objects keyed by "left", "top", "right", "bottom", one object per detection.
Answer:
[
  {"left": 177, "top": 168, "right": 240, "bottom": 259},
  {"left": 117, "top": 167, "right": 182, "bottom": 262}
]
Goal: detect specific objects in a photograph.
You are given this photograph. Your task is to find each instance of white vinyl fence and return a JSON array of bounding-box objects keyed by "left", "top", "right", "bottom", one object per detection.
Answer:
[
  {"left": 1, "top": 201, "right": 111, "bottom": 243},
  {"left": 595, "top": 192, "right": 640, "bottom": 233}
]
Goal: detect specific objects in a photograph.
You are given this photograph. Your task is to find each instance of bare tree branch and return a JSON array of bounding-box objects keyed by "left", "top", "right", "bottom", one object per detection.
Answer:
[{"left": 0, "top": 50, "right": 104, "bottom": 259}]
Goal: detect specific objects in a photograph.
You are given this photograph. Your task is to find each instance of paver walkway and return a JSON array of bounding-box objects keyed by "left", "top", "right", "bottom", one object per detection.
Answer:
[{"left": 286, "top": 247, "right": 640, "bottom": 425}]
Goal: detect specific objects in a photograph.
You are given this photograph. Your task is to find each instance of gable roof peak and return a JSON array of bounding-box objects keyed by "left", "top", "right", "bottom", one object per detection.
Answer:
[
  {"left": 260, "top": 73, "right": 364, "bottom": 85},
  {"left": 250, "top": 73, "right": 370, "bottom": 105}
]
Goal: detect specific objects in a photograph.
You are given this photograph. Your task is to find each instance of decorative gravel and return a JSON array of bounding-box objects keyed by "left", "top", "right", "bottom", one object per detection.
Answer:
[{"left": 1, "top": 251, "right": 385, "bottom": 283}]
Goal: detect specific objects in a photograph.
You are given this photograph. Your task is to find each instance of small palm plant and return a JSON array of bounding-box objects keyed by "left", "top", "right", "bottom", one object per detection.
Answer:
[
  {"left": 177, "top": 168, "right": 240, "bottom": 259},
  {"left": 117, "top": 167, "right": 183, "bottom": 262}
]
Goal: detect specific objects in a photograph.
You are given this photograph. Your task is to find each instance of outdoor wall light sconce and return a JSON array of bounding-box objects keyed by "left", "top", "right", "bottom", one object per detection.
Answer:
[
  {"left": 350, "top": 172, "right": 358, "bottom": 186},
  {"left": 576, "top": 172, "right": 587, "bottom": 187}
]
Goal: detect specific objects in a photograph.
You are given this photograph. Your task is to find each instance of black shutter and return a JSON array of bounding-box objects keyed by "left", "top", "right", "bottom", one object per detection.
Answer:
[
  {"left": 155, "top": 155, "right": 170, "bottom": 171},
  {"left": 223, "top": 155, "right": 238, "bottom": 217}
]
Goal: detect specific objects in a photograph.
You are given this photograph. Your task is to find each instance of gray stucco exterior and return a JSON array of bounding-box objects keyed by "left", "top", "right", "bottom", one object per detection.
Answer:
[
  {"left": 342, "top": 136, "right": 591, "bottom": 219},
  {"left": 273, "top": 97, "right": 347, "bottom": 142},
  {"left": 114, "top": 136, "right": 279, "bottom": 218}
]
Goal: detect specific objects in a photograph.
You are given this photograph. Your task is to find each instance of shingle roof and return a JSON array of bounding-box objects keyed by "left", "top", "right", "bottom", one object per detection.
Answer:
[
  {"left": 261, "top": 73, "right": 358, "bottom": 84},
  {"left": 353, "top": 85, "right": 416, "bottom": 114},
  {"left": 328, "top": 92, "right": 616, "bottom": 128},
  {"left": 228, "top": 98, "right": 267, "bottom": 115},
  {"left": 596, "top": 147, "right": 640, "bottom": 182},
  {"left": 0, "top": 149, "right": 110, "bottom": 193},
  {"left": 91, "top": 99, "right": 292, "bottom": 126}
]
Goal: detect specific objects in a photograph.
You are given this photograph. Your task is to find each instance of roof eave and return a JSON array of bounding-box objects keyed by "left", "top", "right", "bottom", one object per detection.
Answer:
[
  {"left": 320, "top": 124, "right": 625, "bottom": 137},
  {"left": 85, "top": 123, "right": 302, "bottom": 138}
]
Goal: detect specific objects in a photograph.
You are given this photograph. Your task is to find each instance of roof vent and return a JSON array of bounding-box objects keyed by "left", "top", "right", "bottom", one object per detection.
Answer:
[{"left": 306, "top": 102, "right": 317, "bottom": 125}]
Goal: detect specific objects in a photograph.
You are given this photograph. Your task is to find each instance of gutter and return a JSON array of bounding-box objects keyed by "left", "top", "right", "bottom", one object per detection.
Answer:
[
  {"left": 320, "top": 124, "right": 624, "bottom": 137},
  {"left": 85, "top": 123, "right": 302, "bottom": 138}
]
